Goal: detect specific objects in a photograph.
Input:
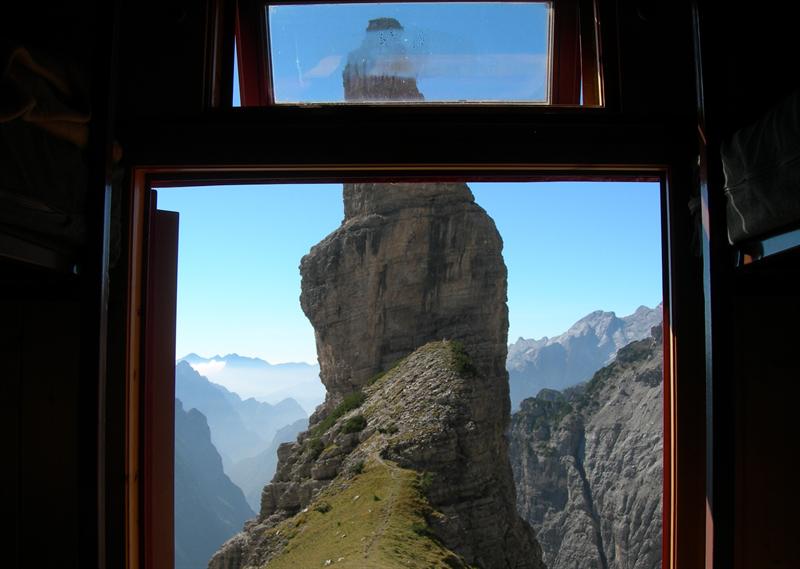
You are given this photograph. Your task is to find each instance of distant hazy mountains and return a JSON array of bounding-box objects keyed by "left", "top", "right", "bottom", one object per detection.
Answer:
[
  {"left": 175, "top": 363, "right": 311, "bottom": 567},
  {"left": 179, "top": 353, "right": 325, "bottom": 415},
  {"left": 507, "top": 304, "right": 662, "bottom": 410},
  {"left": 175, "top": 361, "right": 307, "bottom": 468},
  {"left": 174, "top": 399, "right": 254, "bottom": 569}
]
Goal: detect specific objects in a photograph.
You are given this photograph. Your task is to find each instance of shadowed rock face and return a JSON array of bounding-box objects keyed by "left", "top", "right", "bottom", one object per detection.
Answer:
[
  {"left": 174, "top": 400, "right": 254, "bottom": 569},
  {"left": 509, "top": 328, "right": 663, "bottom": 569}
]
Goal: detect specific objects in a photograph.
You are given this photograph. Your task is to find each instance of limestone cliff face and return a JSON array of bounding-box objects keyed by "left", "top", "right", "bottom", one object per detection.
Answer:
[
  {"left": 209, "top": 182, "right": 543, "bottom": 568},
  {"left": 301, "top": 182, "right": 510, "bottom": 414},
  {"left": 509, "top": 328, "right": 663, "bottom": 569},
  {"left": 209, "top": 19, "right": 542, "bottom": 567}
]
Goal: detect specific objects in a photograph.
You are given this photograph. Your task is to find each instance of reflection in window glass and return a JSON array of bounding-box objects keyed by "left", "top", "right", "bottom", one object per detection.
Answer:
[{"left": 267, "top": 2, "right": 551, "bottom": 103}]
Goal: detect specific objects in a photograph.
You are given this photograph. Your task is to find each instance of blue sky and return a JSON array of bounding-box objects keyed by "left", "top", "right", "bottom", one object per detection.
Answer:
[{"left": 157, "top": 182, "right": 662, "bottom": 364}]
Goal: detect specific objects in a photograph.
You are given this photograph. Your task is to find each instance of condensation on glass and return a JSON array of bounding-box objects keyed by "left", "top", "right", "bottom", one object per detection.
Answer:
[{"left": 266, "top": 2, "right": 552, "bottom": 104}]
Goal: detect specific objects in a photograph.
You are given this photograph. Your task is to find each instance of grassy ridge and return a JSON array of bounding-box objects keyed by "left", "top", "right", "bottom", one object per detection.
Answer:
[
  {"left": 311, "top": 392, "right": 368, "bottom": 438},
  {"left": 263, "top": 457, "right": 470, "bottom": 569}
]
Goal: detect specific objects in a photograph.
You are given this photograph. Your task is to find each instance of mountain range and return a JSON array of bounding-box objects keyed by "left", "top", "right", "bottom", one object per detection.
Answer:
[
  {"left": 509, "top": 328, "right": 663, "bottom": 569},
  {"left": 175, "top": 361, "right": 307, "bottom": 468},
  {"left": 178, "top": 353, "right": 325, "bottom": 415},
  {"left": 507, "top": 303, "right": 662, "bottom": 409}
]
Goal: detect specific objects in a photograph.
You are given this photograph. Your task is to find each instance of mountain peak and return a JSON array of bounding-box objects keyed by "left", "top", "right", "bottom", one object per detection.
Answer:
[
  {"left": 177, "top": 353, "right": 208, "bottom": 364},
  {"left": 510, "top": 331, "right": 663, "bottom": 569},
  {"left": 507, "top": 303, "right": 663, "bottom": 408},
  {"left": 176, "top": 359, "right": 196, "bottom": 371},
  {"left": 221, "top": 353, "right": 269, "bottom": 364}
]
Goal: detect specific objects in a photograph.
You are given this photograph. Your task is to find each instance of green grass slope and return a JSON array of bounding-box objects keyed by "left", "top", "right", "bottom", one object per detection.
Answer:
[{"left": 264, "top": 456, "right": 471, "bottom": 569}]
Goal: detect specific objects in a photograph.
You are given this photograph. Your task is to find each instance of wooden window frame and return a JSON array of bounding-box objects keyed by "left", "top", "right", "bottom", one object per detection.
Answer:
[
  {"left": 125, "top": 182, "right": 180, "bottom": 569},
  {"left": 122, "top": 2, "right": 704, "bottom": 568},
  {"left": 233, "top": 0, "right": 604, "bottom": 107},
  {"left": 124, "top": 163, "right": 701, "bottom": 569}
]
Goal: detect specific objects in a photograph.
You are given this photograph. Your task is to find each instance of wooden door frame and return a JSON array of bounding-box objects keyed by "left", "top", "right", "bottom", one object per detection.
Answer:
[
  {"left": 123, "top": 162, "right": 699, "bottom": 569},
  {"left": 125, "top": 174, "right": 180, "bottom": 569}
]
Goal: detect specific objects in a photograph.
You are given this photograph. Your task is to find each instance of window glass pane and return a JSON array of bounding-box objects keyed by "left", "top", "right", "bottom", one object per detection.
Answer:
[{"left": 267, "top": 2, "right": 551, "bottom": 103}]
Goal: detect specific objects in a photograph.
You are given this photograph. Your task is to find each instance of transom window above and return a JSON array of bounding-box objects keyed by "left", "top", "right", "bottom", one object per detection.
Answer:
[
  {"left": 235, "top": 1, "right": 602, "bottom": 106},
  {"left": 269, "top": 2, "right": 551, "bottom": 103}
]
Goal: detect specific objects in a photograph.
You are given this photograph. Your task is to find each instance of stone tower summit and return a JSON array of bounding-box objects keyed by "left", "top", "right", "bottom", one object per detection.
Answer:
[{"left": 209, "top": 17, "right": 545, "bottom": 569}]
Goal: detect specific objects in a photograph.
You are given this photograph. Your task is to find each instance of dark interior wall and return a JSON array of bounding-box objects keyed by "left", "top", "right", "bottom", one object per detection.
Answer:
[
  {"left": 1, "top": 3, "right": 90, "bottom": 568},
  {"left": 1, "top": 2, "right": 111, "bottom": 567},
  {"left": 732, "top": 251, "right": 800, "bottom": 569},
  {"left": 697, "top": 1, "right": 800, "bottom": 567},
  {"left": 614, "top": 0, "right": 697, "bottom": 118},
  {"left": 705, "top": 3, "right": 798, "bottom": 137},
  {"left": 117, "top": 0, "right": 214, "bottom": 121},
  {"left": 1, "top": 2, "right": 96, "bottom": 62},
  {"left": 0, "top": 276, "right": 82, "bottom": 569}
]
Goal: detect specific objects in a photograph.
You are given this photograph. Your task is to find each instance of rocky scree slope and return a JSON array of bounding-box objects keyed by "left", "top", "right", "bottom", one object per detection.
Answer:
[
  {"left": 210, "top": 180, "right": 543, "bottom": 568},
  {"left": 210, "top": 341, "right": 543, "bottom": 569},
  {"left": 509, "top": 328, "right": 663, "bottom": 569}
]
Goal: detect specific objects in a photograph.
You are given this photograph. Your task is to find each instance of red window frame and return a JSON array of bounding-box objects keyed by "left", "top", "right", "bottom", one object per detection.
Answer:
[
  {"left": 233, "top": 0, "right": 603, "bottom": 107},
  {"left": 127, "top": 165, "right": 690, "bottom": 569}
]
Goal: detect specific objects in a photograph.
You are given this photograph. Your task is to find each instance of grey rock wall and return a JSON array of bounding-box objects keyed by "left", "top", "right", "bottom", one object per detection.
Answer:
[
  {"left": 300, "top": 182, "right": 510, "bottom": 418},
  {"left": 509, "top": 329, "right": 663, "bottom": 569},
  {"left": 209, "top": 20, "right": 543, "bottom": 567},
  {"left": 210, "top": 180, "right": 544, "bottom": 568}
]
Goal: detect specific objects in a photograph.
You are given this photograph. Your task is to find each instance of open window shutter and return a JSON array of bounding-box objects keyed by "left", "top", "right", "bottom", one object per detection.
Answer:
[{"left": 142, "top": 191, "right": 179, "bottom": 569}]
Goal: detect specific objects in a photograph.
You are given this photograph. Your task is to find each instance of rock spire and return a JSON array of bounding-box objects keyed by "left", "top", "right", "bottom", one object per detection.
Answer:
[{"left": 208, "top": 19, "right": 544, "bottom": 569}]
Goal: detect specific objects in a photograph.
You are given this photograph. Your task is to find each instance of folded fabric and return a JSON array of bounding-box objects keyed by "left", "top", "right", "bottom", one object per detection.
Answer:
[
  {"left": 722, "top": 89, "right": 800, "bottom": 244},
  {"left": 1, "top": 45, "right": 90, "bottom": 148}
]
